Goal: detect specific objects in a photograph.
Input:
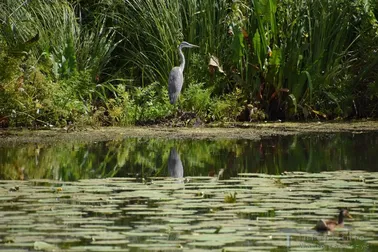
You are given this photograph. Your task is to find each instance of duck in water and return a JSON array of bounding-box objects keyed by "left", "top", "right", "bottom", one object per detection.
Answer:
[{"left": 314, "top": 209, "right": 353, "bottom": 232}]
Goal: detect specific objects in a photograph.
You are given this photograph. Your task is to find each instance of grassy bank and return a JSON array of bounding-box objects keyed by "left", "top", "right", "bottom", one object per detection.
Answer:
[{"left": 1, "top": 0, "right": 377, "bottom": 128}]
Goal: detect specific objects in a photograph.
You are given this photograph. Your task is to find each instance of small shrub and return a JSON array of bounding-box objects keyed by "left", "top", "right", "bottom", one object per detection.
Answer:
[
  {"left": 210, "top": 88, "right": 243, "bottom": 122},
  {"left": 133, "top": 82, "right": 172, "bottom": 124},
  {"left": 182, "top": 83, "right": 212, "bottom": 118},
  {"left": 107, "top": 84, "right": 136, "bottom": 126}
]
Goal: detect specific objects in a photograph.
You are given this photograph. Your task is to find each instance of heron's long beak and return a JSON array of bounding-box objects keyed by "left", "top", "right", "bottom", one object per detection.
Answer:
[{"left": 346, "top": 213, "right": 353, "bottom": 219}]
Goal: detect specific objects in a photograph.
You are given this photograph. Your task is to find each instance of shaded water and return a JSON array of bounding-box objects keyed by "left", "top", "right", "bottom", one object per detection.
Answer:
[
  {"left": 1, "top": 132, "right": 378, "bottom": 181},
  {"left": 0, "top": 132, "right": 378, "bottom": 251}
]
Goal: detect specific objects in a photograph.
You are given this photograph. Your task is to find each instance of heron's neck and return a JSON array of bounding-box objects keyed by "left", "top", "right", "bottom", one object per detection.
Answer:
[
  {"left": 178, "top": 46, "right": 185, "bottom": 72},
  {"left": 338, "top": 212, "right": 344, "bottom": 224}
]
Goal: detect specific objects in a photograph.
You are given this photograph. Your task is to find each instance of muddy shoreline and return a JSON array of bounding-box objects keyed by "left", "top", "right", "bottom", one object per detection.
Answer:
[{"left": 1, "top": 120, "right": 377, "bottom": 145}]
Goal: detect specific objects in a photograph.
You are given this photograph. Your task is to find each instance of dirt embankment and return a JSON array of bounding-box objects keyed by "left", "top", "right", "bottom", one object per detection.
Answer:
[{"left": 0, "top": 120, "right": 377, "bottom": 145}]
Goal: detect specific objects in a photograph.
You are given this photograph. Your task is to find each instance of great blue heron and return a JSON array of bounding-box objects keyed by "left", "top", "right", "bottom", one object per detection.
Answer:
[{"left": 168, "top": 41, "right": 199, "bottom": 104}]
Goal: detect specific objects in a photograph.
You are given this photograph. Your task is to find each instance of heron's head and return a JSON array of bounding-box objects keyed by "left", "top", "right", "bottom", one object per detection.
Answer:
[
  {"left": 179, "top": 41, "right": 199, "bottom": 49},
  {"left": 340, "top": 209, "right": 353, "bottom": 219}
]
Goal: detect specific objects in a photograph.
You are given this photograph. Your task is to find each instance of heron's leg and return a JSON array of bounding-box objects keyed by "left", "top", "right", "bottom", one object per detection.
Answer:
[
  {"left": 172, "top": 99, "right": 179, "bottom": 118},
  {"left": 177, "top": 96, "right": 182, "bottom": 115}
]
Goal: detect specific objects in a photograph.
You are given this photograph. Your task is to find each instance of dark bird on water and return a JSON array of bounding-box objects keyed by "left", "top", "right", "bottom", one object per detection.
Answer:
[{"left": 314, "top": 209, "right": 353, "bottom": 232}]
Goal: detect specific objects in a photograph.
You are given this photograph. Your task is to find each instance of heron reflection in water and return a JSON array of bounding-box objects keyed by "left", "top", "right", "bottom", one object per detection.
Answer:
[{"left": 168, "top": 148, "right": 183, "bottom": 178}]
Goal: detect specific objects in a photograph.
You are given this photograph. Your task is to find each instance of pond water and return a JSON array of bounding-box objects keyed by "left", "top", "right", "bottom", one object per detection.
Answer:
[
  {"left": 1, "top": 132, "right": 378, "bottom": 180},
  {"left": 0, "top": 132, "right": 377, "bottom": 251}
]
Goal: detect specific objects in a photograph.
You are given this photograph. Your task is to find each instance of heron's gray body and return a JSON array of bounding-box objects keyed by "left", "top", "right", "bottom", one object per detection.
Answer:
[
  {"left": 168, "top": 67, "right": 183, "bottom": 104},
  {"left": 168, "top": 41, "right": 198, "bottom": 104}
]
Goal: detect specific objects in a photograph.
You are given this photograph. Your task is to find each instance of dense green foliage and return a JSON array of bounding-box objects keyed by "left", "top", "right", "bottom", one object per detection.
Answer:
[{"left": 1, "top": 0, "right": 377, "bottom": 127}]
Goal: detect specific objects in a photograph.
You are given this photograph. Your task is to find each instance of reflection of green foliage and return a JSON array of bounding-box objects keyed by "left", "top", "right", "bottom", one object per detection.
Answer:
[{"left": 0, "top": 133, "right": 377, "bottom": 180}]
